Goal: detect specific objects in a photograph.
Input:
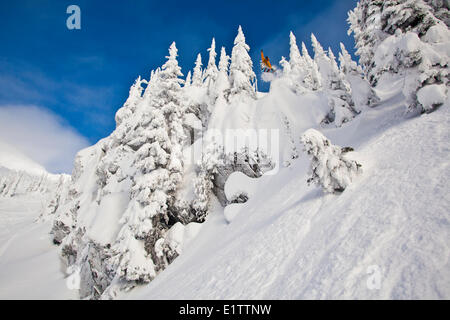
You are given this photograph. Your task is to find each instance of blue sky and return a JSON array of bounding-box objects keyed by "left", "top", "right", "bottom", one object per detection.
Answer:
[{"left": 0, "top": 0, "right": 358, "bottom": 173}]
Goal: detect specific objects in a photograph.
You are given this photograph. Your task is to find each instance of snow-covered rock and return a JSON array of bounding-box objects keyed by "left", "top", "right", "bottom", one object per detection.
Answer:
[
  {"left": 417, "top": 83, "right": 448, "bottom": 111},
  {"left": 224, "top": 171, "right": 259, "bottom": 203}
]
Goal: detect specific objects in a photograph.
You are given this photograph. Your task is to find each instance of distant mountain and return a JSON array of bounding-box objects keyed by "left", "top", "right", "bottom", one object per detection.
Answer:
[{"left": 0, "top": 139, "right": 47, "bottom": 176}]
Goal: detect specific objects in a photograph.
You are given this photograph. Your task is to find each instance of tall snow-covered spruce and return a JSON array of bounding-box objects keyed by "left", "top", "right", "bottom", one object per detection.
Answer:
[
  {"left": 279, "top": 31, "right": 321, "bottom": 94},
  {"left": 229, "top": 26, "right": 257, "bottom": 100},
  {"left": 192, "top": 53, "right": 204, "bottom": 87},
  {"left": 51, "top": 42, "right": 204, "bottom": 299},
  {"left": 113, "top": 42, "right": 188, "bottom": 284},
  {"left": 215, "top": 46, "right": 231, "bottom": 102},
  {"left": 204, "top": 38, "right": 219, "bottom": 102}
]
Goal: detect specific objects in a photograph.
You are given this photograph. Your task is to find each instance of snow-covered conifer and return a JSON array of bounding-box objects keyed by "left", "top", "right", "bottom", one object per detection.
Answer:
[
  {"left": 289, "top": 31, "right": 304, "bottom": 73},
  {"left": 347, "top": 1, "right": 385, "bottom": 76},
  {"left": 381, "top": 0, "right": 439, "bottom": 37},
  {"left": 115, "top": 76, "right": 146, "bottom": 126},
  {"left": 311, "top": 33, "right": 326, "bottom": 59},
  {"left": 301, "top": 128, "right": 361, "bottom": 193},
  {"left": 325, "top": 47, "right": 356, "bottom": 126},
  {"left": 229, "top": 26, "right": 256, "bottom": 99},
  {"left": 185, "top": 71, "right": 192, "bottom": 88},
  {"left": 423, "top": 0, "right": 450, "bottom": 26},
  {"left": 348, "top": 0, "right": 448, "bottom": 113},
  {"left": 204, "top": 38, "right": 219, "bottom": 98},
  {"left": 113, "top": 42, "right": 187, "bottom": 283},
  {"left": 327, "top": 47, "right": 352, "bottom": 94},
  {"left": 192, "top": 53, "right": 204, "bottom": 87},
  {"left": 279, "top": 56, "right": 291, "bottom": 76},
  {"left": 310, "top": 34, "right": 356, "bottom": 126},
  {"left": 338, "top": 42, "right": 379, "bottom": 108},
  {"left": 280, "top": 31, "right": 312, "bottom": 94},
  {"left": 143, "top": 69, "right": 159, "bottom": 100},
  {"left": 219, "top": 46, "right": 230, "bottom": 73},
  {"left": 213, "top": 46, "right": 231, "bottom": 102},
  {"left": 338, "top": 43, "right": 362, "bottom": 76},
  {"left": 301, "top": 42, "right": 322, "bottom": 90}
]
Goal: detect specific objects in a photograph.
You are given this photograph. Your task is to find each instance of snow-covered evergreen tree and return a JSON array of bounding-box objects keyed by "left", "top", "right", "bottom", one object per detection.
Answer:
[
  {"left": 338, "top": 42, "right": 379, "bottom": 109},
  {"left": 143, "top": 69, "right": 158, "bottom": 100},
  {"left": 311, "top": 33, "right": 326, "bottom": 59},
  {"left": 424, "top": 0, "right": 450, "bottom": 26},
  {"left": 349, "top": 0, "right": 439, "bottom": 84},
  {"left": 279, "top": 56, "right": 291, "bottom": 76},
  {"left": 229, "top": 26, "right": 256, "bottom": 99},
  {"left": 214, "top": 46, "right": 231, "bottom": 103},
  {"left": 204, "top": 38, "right": 219, "bottom": 100},
  {"left": 348, "top": 0, "right": 449, "bottom": 112},
  {"left": 69, "top": 42, "right": 189, "bottom": 290},
  {"left": 185, "top": 71, "right": 192, "bottom": 88},
  {"left": 301, "top": 129, "right": 361, "bottom": 193},
  {"left": 339, "top": 42, "right": 361, "bottom": 76},
  {"left": 184, "top": 52, "right": 210, "bottom": 132},
  {"left": 192, "top": 53, "right": 204, "bottom": 87},
  {"left": 347, "top": 1, "right": 385, "bottom": 77},
  {"left": 289, "top": 31, "right": 305, "bottom": 75},
  {"left": 301, "top": 42, "right": 322, "bottom": 90},
  {"left": 115, "top": 76, "right": 146, "bottom": 127},
  {"left": 381, "top": 0, "right": 440, "bottom": 37},
  {"left": 327, "top": 47, "right": 352, "bottom": 94},
  {"left": 218, "top": 46, "right": 230, "bottom": 74},
  {"left": 311, "top": 34, "right": 356, "bottom": 126},
  {"left": 280, "top": 31, "right": 312, "bottom": 94}
]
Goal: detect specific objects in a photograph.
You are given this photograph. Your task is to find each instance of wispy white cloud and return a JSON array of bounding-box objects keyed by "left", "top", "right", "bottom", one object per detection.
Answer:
[
  {"left": 0, "top": 58, "right": 119, "bottom": 139},
  {"left": 0, "top": 105, "right": 90, "bottom": 174}
]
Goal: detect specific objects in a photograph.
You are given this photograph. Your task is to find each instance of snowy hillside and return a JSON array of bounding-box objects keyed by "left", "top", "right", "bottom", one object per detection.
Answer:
[
  {"left": 0, "top": 0, "right": 448, "bottom": 300},
  {"left": 0, "top": 195, "right": 76, "bottom": 299},
  {"left": 128, "top": 82, "right": 450, "bottom": 299},
  {"left": 0, "top": 139, "right": 70, "bottom": 205},
  {"left": 0, "top": 141, "right": 73, "bottom": 299}
]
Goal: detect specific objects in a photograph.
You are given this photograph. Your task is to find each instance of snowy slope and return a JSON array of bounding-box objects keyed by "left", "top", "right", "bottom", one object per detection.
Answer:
[
  {"left": 0, "top": 141, "right": 74, "bottom": 299},
  {"left": 3, "top": 0, "right": 446, "bottom": 299},
  {"left": 0, "top": 195, "right": 76, "bottom": 299},
  {"left": 127, "top": 84, "right": 449, "bottom": 299},
  {"left": 0, "top": 139, "right": 69, "bottom": 199}
]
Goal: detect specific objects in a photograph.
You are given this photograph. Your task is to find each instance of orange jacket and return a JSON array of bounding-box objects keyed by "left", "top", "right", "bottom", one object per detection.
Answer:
[{"left": 261, "top": 50, "right": 272, "bottom": 70}]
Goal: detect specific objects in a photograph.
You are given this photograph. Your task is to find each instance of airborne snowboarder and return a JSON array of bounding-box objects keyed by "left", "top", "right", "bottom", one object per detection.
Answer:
[{"left": 261, "top": 49, "right": 274, "bottom": 72}]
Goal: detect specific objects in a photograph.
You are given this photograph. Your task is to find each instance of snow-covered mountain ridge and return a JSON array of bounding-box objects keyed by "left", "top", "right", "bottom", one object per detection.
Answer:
[{"left": 0, "top": 139, "right": 70, "bottom": 214}]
